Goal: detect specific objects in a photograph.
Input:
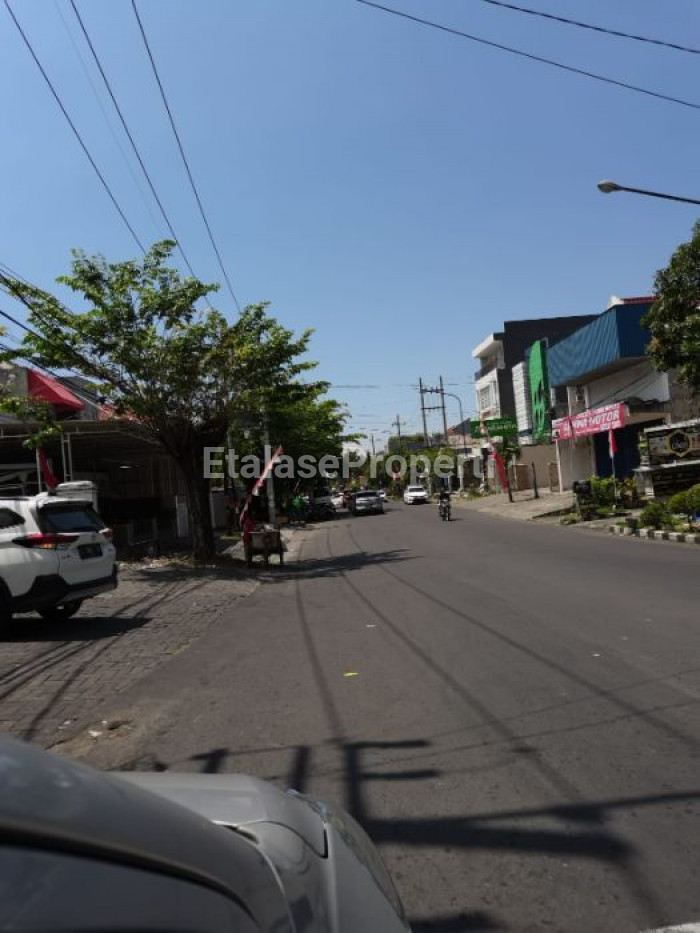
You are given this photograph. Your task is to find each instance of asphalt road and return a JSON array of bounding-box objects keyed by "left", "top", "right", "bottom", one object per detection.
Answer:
[{"left": 111, "top": 503, "right": 700, "bottom": 933}]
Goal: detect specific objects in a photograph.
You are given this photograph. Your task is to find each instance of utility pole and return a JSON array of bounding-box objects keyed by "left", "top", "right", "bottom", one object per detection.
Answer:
[
  {"left": 420, "top": 377, "right": 451, "bottom": 447},
  {"left": 262, "top": 413, "right": 277, "bottom": 525},
  {"left": 371, "top": 433, "right": 376, "bottom": 457},
  {"left": 439, "top": 376, "right": 449, "bottom": 445},
  {"left": 418, "top": 378, "right": 429, "bottom": 447},
  {"left": 392, "top": 414, "right": 403, "bottom": 449}
]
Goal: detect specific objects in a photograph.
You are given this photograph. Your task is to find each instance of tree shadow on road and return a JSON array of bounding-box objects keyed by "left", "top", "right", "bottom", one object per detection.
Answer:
[{"left": 253, "top": 547, "right": 417, "bottom": 583}]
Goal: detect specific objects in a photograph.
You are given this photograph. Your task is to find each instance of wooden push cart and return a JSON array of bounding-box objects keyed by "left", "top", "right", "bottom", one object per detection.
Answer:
[{"left": 245, "top": 528, "right": 284, "bottom": 567}]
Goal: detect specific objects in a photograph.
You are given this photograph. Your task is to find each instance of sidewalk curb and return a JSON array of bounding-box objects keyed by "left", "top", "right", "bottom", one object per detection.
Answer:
[{"left": 607, "top": 525, "right": 700, "bottom": 546}]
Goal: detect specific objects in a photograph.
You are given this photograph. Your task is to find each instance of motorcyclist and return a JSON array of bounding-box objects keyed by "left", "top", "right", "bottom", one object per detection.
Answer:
[{"left": 437, "top": 486, "right": 451, "bottom": 520}]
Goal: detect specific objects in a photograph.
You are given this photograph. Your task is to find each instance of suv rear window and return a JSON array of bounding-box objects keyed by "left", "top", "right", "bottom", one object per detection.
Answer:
[
  {"left": 40, "top": 505, "right": 105, "bottom": 533},
  {"left": 0, "top": 508, "right": 24, "bottom": 529}
]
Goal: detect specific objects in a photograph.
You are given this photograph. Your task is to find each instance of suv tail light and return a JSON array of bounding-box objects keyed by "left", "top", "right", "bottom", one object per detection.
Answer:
[{"left": 13, "top": 533, "right": 80, "bottom": 550}]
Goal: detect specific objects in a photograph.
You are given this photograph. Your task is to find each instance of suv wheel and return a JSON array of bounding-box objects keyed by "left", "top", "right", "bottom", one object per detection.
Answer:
[{"left": 38, "top": 600, "right": 83, "bottom": 621}]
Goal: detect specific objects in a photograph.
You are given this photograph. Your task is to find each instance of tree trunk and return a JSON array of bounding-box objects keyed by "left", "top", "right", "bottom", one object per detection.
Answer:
[{"left": 179, "top": 446, "right": 216, "bottom": 561}]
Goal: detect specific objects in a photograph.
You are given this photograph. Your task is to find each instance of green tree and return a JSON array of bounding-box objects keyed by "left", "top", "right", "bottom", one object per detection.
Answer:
[
  {"left": 0, "top": 241, "right": 321, "bottom": 560},
  {"left": 644, "top": 222, "right": 700, "bottom": 396}
]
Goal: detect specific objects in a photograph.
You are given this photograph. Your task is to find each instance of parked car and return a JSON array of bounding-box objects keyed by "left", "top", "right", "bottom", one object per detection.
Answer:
[
  {"left": 350, "top": 490, "right": 384, "bottom": 515},
  {"left": 0, "top": 490, "right": 117, "bottom": 624},
  {"left": 0, "top": 736, "right": 411, "bottom": 932},
  {"left": 378, "top": 488, "right": 389, "bottom": 500},
  {"left": 331, "top": 491, "right": 345, "bottom": 509},
  {"left": 403, "top": 485, "right": 430, "bottom": 504}
]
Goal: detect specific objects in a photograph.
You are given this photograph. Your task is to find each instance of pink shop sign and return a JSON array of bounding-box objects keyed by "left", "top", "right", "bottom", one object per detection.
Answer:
[{"left": 553, "top": 403, "right": 626, "bottom": 440}]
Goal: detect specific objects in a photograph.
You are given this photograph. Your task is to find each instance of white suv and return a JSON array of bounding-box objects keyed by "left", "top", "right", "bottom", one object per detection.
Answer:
[{"left": 0, "top": 492, "right": 117, "bottom": 623}]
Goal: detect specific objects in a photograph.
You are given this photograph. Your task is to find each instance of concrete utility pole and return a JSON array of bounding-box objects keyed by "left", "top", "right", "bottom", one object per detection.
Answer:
[
  {"left": 419, "top": 378, "right": 429, "bottom": 447},
  {"left": 262, "top": 413, "right": 277, "bottom": 525},
  {"left": 371, "top": 433, "right": 376, "bottom": 457},
  {"left": 392, "top": 414, "right": 403, "bottom": 449},
  {"left": 439, "top": 376, "right": 449, "bottom": 445},
  {"left": 420, "top": 377, "right": 450, "bottom": 447}
]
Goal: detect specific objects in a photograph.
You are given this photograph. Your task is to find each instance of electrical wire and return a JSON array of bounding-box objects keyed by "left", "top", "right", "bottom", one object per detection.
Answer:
[
  {"left": 474, "top": 0, "right": 700, "bottom": 57},
  {"left": 2, "top": 0, "right": 147, "bottom": 251},
  {"left": 53, "top": 0, "right": 162, "bottom": 239},
  {"left": 68, "top": 0, "right": 202, "bottom": 282},
  {"left": 130, "top": 0, "right": 241, "bottom": 309},
  {"left": 353, "top": 0, "right": 700, "bottom": 113}
]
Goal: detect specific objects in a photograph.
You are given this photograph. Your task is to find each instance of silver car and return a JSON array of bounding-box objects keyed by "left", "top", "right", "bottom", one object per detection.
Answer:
[
  {"left": 350, "top": 491, "right": 385, "bottom": 515},
  {"left": 0, "top": 737, "right": 410, "bottom": 932}
]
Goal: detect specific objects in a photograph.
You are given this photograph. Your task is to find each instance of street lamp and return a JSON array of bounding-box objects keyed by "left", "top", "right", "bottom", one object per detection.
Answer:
[
  {"left": 442, "top": 391, "right": 469, "bottom": 491},
  {"left": 597, "top": 180, "right": 700, "bottom": 207}
]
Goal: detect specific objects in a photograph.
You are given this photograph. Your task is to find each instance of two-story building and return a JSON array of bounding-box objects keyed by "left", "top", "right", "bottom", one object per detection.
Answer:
[
  {"left": 547, "top": 297, "right": 670, "bottom": 489},
  {"left": 472, "top": 315, "right": 597, "bottom": 425}
]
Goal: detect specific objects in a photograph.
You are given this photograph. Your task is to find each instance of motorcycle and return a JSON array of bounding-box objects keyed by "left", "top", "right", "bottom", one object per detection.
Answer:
[{"left": 438, "top": 498, "right": 451, "bottom": 521}]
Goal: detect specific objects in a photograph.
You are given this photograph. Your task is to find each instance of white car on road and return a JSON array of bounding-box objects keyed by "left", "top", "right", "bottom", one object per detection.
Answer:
[
  {"left": 403, "top": 485, "right": 430, "bottom": 504},
  {"left": 0, "top": 490, "right": 117, "bottom": 624}
]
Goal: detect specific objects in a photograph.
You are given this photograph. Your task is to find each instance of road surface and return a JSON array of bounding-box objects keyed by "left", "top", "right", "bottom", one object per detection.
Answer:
[{"left": 83, "top": 504, "right": 700, "bottom": 932}]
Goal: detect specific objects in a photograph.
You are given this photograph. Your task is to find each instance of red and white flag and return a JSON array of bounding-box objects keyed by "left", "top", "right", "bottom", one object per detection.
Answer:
[{"left": 608, "top": 427, "right": 618, "bottom": 460}]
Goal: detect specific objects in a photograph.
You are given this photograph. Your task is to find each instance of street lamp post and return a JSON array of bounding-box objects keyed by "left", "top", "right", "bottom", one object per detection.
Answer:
[
  {"left": 597, "top": 180, "right": 700, "bottom": 207},
  {"left": 443, "top": 391, "right": 468, "bottom": 492}
]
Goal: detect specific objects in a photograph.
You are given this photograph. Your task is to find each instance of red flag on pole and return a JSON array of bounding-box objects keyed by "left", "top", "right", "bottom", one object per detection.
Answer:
[
  {"left": 37, "top": 447, "right": 59, "bottom": 489},
  {"left": 239, "top": 446, "right": 284, "bottom": 519},
  {"left": 608, "top": 427, "right": 618, "bottom": 460}
]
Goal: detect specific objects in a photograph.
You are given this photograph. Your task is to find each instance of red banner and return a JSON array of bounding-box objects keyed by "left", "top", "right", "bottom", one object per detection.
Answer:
[{"left": 553, "top": 403, "right": 625, "bottom": 441}]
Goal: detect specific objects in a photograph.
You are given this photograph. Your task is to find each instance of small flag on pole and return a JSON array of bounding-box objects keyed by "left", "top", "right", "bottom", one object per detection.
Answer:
[{"left": 608, "top": 427, "right": 617, "bottom": 460}]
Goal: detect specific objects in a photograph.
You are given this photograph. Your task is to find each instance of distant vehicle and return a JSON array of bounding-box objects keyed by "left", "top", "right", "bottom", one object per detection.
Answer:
[
  {"left": 378, "top": 488, "right": 389, "bottom": 500},
  {"left": 0, "top": 490, "right": 117, "bottom": 624},
  {"left": 0, "top": 736, "right": 411, "bottom": 932},
  {"left": 331, "top": 491, "right": 345, "bottom": 509},
  {"left": 403, "top": 485, "right": 429, "bottom": 504},
  {"left": 350, "top": 491, "right": 384, "bottom": 515},
  {"left": 311, "top": 487, "right": 333, "bottom": 508}
]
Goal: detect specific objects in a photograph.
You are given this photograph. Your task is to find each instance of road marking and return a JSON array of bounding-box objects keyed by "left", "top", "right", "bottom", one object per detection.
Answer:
[{"left": 344, "top": 671, "right": 359, "bottom": 677}]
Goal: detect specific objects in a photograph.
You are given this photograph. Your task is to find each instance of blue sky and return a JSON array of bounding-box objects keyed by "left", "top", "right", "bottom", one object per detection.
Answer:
[{"left": 1, "top": 0, "right": 699, "bottom": 443}]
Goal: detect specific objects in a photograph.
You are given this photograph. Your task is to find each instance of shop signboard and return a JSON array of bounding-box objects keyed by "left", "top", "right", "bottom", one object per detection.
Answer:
[
  {"left": 528, "top": 339, "right": 550, "bottom": 441},
  {"left": 552, "top": 403, "right": 625, "bottom": 441},
  {"left": 469, "top": 416, "right": 518, "bottom": 438}
]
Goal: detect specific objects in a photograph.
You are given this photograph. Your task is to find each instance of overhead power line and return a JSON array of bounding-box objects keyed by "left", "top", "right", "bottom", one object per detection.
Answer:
[
  {"left": 53, "top": 0, "right": 162, "bottom": 238},
  {"left": 3, "top": 0, "right": 147, "bottom": 251},
  {"left": 353, "top": 0, "right": 700, "bottom": 113},
  {"left": 474, "top": 0, "right": 700, "bottom": 57},
  {"left": 68, "top": 0, "right": 200, "bottom": 281},
  {"left": 130, "top": 0, "right": 241, "bottom": 310}
]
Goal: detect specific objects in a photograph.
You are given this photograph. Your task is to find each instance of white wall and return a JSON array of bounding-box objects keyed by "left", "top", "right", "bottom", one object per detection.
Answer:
[
  {"left": 475, "top": 370, "right": 501, "bottom": 417},
  {"left": 587, "top": 362, "right": 669, "bottom": 408},
  {"left": 556, "top": 437, "right": 595, "bottom": 491}
]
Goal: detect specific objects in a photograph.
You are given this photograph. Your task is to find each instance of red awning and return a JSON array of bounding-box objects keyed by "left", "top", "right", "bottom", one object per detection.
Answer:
[{"left": 27, "top": 369, "right": 84, "bottom": 411}]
